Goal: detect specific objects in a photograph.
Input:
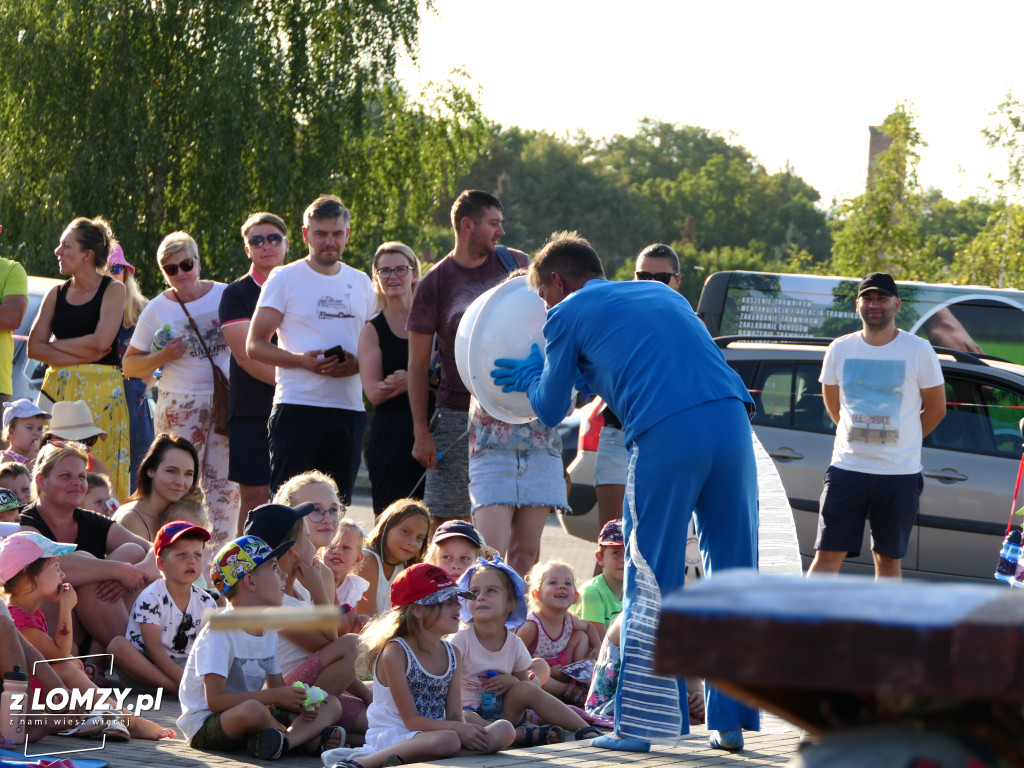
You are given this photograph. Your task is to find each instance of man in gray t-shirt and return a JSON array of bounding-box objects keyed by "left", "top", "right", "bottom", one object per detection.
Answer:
[{"left": 407, "top": 190, "right": 528, "bottom": 521}]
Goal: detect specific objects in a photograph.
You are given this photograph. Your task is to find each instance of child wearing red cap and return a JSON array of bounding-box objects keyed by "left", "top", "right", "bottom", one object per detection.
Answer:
[
  {"left": 327, "top": 564, "right": 514, "bottom": 768},
  {"left": 107, "top": 520, "right": 217, "bottom": 690}
]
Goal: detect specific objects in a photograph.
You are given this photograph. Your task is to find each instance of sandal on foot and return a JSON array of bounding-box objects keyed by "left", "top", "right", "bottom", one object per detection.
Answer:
[
  {"left": 312, "top": 726, "right": 346, "bottom": 754},
  {"left": 383, "top": 755, "right": 406, "bottom": 767},
  {"left": 574, "top": 726, "right": 605, "bottom": 741},
  {"left": 100, "top": 717, "right": 130, "bottom": 742},
  {"left": 331, "top": 760, "right": 365, "bottom": 768},
  {"left": 563, "top": 680, "right": 587, "bottom": 707},
  {"left": 519, "top": 725, "right": 565, "bottom": 747},
  {"left": 247, "top": 727, "right": 288, "bottom": 760}
]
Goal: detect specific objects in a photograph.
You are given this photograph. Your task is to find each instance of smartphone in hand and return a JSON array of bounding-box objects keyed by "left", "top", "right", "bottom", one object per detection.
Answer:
[{"left": 324, "top": 345, "right": 346, "bottom": 360}]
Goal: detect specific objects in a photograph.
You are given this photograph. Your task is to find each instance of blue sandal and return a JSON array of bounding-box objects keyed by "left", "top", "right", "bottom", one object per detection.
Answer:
[{"left": 574, "top": 726, "right": 605, "bottom": 741}]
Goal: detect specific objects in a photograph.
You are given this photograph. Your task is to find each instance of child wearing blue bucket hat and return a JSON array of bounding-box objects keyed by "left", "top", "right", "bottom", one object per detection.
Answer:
[{"left": 450, "top": 557, "right": 602, "bottom": 746}]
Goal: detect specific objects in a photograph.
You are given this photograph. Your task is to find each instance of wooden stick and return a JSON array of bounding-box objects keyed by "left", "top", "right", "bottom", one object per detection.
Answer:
[{"left": 207, "top": 606, "right": 340, "bottom": 632}]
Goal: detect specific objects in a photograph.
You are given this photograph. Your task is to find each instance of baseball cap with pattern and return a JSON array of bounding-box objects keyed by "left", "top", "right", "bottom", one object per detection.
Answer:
[
  {"left": 598, "top": 518, "right": 624, "bottom": 546},
  {"left": 0, "top": 489, "right": 20, "bottom": 514},
  {"left": 390, "top": 563, "right": 475, "bottom": 607},
  {"left": 210, "top": 534, "right": 293, "bottom": 596},
  {"left": 0, "top": 532, "right": 76, "bottom": 583}
]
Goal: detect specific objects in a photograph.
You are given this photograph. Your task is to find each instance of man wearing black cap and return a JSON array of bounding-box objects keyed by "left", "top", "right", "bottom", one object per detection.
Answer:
[{"left": 808, "top": 272, "right": 946, "bottom": 579}]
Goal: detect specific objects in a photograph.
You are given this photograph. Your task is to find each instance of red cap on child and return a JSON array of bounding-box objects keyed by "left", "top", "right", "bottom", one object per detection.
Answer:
[
  {"left": 154, "top": 521, "right": 211, "bottom": 557},
  {"left": 390, "top": 563, "right": 475, "bottom": 607}
]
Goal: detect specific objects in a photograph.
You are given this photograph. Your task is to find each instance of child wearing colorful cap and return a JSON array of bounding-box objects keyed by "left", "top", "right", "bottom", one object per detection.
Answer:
[
  {"left": 327, "top": 564, "right": 514, "bottom": 768},
  {"left": 571, "top": 519, "right": 624, "bottom": 643},
  {"left": 0, "top": 399, "right": 50, "bottom": 466},
  {"left": 176, "top": 534, "right": 344, "bottom": 760},
  {"left": 425, "top": 520, "right": 496, "bottom": 581},
  {"left": 0, "top": 531, "right": 176, "bottom": 742},
  {"left": 107, "top": 521, "right": 217, "bottom": 690},
  {"left": 451, "top": 557, "right": 598, "bottom": 746},
  {"left": 0, "top": 487, "right": 21, "bottom": 523}
]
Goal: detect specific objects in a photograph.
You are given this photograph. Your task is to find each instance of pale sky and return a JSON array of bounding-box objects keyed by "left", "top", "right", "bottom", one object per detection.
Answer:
[{"left": 396, "top": 0, "right": 1024, "bottom": 208}]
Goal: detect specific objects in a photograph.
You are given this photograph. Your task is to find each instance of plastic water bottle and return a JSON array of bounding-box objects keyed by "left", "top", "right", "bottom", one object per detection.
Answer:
[
  {"left": 1, "top": 665, "right": 29, "bottom": 745},
  {"left": 480, "top": 670, "right": 498, "bottom": 711},
  {"left": 151, "top": 324, "right": 174, "bottom": 352},
  {"left": 995, "top": 528, "right": 1022, "bottom": 583}
]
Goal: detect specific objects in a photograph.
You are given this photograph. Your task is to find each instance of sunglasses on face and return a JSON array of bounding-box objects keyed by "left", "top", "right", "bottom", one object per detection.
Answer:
[
  {"left": 247, "top": 233, "right": 285, "bottom": 248},
  {"left": 162, "top": 258, "right": 196, "bottom": 277},
  {"left": 107, "top": 264, "right": 126, "bottom": 275},
  {"left": 375, "top": 265, "right": 411, "bottom": 279},
  {"left": 635, "top": 271, "right": 678, "bottom": 285},
  {"left": 309, "top": 504, "right": 343, "bottom": 522}
]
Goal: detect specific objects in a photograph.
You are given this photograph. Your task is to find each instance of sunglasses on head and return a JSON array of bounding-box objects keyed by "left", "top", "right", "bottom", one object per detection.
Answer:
[
  {"left": 375, "top": 265, "right": 411, "bottom": 279},
  {"left": 247, "top": 233, "right": 285, "bottom": 248},
  {"left": 162, "top": 258, "right": 196, "bottom": 277},
  {"left": 635, "top": 271, "right": 678, "bottom": 285},
  {"left": 107, "top": 263, "right": 126, "bottom": 275}
]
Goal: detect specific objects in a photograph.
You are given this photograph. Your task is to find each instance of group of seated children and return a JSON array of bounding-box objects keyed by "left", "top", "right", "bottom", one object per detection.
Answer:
[{"left": 0, "top": 424, "right": 630, "bottom": 763}]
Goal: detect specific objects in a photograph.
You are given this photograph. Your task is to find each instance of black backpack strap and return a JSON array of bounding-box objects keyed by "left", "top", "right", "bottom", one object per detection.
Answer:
[{"left": 495, "top": 245, "right": 517, "bottom": 274}]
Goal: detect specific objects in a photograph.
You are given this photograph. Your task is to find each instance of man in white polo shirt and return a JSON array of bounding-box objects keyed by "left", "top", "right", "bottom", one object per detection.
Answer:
[{"left": 246, "top": 195, "right": 374, "bottom": 501}]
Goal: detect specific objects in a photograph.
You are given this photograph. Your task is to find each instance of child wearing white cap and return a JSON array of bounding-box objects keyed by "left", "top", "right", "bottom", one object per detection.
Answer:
[{"left": 0, "top": 399, "right": 50, "bottom": 466}]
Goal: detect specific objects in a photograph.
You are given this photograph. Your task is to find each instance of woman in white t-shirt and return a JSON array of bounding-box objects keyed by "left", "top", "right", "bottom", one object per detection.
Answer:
[{"left": 122, "top": 232, "right": 239, "bottom": 550}]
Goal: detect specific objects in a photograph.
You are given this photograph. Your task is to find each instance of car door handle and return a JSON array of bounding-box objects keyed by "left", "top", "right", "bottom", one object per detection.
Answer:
[
  {"left": 768, "top": 447, "right": 804, "bottom": 461},
  {"left": 923, "top": 468, "right": 968, "bottom": 483}
]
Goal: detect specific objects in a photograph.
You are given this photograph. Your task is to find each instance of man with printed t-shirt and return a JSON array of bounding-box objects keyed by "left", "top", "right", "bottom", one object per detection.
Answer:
[
  {"left": 808, "top": 272, "right": 945, "bottom": 579},
  {"left": 406, "top": 190, "right": 528, "bottom": 522},
  {"left": 247, "top": 196, "right": 374, "bottom": 502},
  {"left": 219, "top": 212, "right": 289, "bottom": 527}
]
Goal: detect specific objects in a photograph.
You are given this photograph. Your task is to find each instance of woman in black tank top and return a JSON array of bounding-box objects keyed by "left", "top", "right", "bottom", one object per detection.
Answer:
[
  {"left": 358, "top": 242, "right": 433, "bottom": 515},
  {"left": 27, "top": 217, "right": 131, "bottom": 500}
]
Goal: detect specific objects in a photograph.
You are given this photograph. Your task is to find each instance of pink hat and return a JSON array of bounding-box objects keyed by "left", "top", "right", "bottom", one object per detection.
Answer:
[
  {"left": 0, "top": 532, "right": 76, "bottom": 583},
  {"left": 107, "top": 244, "right": 135, "bottom": 276}
]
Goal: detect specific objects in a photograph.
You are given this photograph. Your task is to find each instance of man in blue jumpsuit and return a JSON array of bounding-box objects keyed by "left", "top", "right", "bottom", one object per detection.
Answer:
[{"left": 492, "top": 232, "right": 759, "bottom": 752}]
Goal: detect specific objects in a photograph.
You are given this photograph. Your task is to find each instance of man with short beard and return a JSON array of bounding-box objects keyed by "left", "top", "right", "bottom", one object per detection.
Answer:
[
  {"left": 809, "top": 271, "right": 945, "bottom": 579},
  {"left": 407, "top": 190, "right": 528, "bottom": 523},
  {"left": 247, "top": 195, "right": 374, "bottom": 502}
]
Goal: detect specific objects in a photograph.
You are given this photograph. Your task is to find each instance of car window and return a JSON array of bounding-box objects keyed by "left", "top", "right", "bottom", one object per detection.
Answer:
[
  {"left": 927, "top": 375, "right": 1024, "bottom": 458},
  {"left": 748, "top": 361, "right": 833, "bottom": 434}
]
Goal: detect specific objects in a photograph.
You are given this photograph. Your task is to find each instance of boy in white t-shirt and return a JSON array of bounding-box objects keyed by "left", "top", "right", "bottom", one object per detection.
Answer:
[
  {"left": 108, "top": 521, "right": 217, "bottom": 690},
  {"left": 177, "top": 535, "right": 344, "bottom": 760}
]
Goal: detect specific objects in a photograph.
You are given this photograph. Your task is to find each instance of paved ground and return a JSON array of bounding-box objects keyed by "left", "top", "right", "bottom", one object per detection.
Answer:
[{"left": 15, "top": 446, "right": 804, "bottom": 768}]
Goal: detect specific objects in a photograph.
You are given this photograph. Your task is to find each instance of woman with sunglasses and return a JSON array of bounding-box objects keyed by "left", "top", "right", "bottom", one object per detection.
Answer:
[
  {"left": 122, "top": 232, "right": 239, "bottom": 551},
  {"left": 27, "top": 217, "right": 130, "bottom": 500},
  {"left": 358, "top": 242, "right": 430, "bottom": 516},
  {"left": 105, "top": 245, "right": 155, "bottom": 493}
]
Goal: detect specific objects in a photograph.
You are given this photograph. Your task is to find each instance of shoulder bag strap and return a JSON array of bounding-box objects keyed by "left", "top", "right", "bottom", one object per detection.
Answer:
[{"left": 172, "top": 290, "right": 221, "bottom": 378}]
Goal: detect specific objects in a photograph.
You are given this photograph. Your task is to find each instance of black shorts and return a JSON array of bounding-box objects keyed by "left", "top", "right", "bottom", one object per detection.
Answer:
[
  {"left": 228, "top": 416, "right": 271, "bottom": 487},
  {"left": 268, "top": 403, "right": 366, "bottom": 504},
  {"left": 815, "top": 465, "right": 923, "bottom": 560}
]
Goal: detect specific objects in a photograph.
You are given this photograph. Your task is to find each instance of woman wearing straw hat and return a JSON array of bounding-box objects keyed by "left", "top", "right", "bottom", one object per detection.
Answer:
[
  {"left": 42, "top": 399, "right": 112, "bottom": 479},
  {"left": 105, "top": 244, "right": 155, "bottom": 493},
  {"left": 27, "top": 217, "right": 130, "bottom": 500}
]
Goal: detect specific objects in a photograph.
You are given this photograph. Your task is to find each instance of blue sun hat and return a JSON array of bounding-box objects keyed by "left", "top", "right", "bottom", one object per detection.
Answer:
[{"left": 457, "top": 555, "right": 528, "bottom": 629}]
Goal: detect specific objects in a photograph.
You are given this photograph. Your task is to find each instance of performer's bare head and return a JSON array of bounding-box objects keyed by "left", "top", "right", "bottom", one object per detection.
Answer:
[{"left": 528, "top": 231, "right": 605, "bottom": 308}]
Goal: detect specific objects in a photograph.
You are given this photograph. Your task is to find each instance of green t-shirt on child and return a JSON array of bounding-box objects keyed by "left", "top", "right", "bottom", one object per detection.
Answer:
[{"left": 571, "top": 573, "right": 622, "bottom": 629}]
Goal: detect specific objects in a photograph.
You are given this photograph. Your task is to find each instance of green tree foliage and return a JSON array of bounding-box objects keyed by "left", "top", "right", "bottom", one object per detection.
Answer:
[
  {"left": 453, "top": 119, "right": 830, "bottom": 279},
  {"left": 0, "top": 0, "right": 486, "bottom": 292},
  {"left": 949, "top": 204, "right": 1024, "bottom": 287},
  {"left": 829, "top": 106, "right": 933, "bottom": 279}
]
